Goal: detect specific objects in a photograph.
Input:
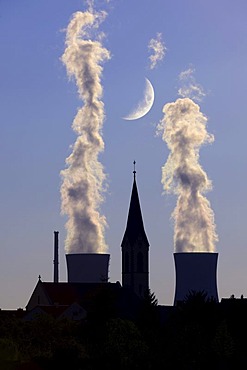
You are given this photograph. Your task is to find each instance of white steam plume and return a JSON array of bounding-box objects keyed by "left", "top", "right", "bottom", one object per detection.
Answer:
[
  {"left": 157, "top": 98, "right": 218, "bottom": 252},
  {"left": 60, "top": 10, "right": 110, "bottom": 254},
  {"left": 178, "top": 67, "right": 206, "bottom": 102},
  {"left": 148, "top": 32, "right": 166, "bottom": 70}
]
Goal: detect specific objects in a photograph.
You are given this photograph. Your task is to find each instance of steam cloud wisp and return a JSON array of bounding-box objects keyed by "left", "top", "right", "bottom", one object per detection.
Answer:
[
  {"left": 178, "top": 67, "right": 206, "bottom": 102},
  {"left": 148, "top": 32, "right": 166, "bottom": 70},
  {"left": 60, "top": 10, "right": 110, "bottom": 254},
  {"left": 157, "top": 98, "right": 218, "bottom": 252}
]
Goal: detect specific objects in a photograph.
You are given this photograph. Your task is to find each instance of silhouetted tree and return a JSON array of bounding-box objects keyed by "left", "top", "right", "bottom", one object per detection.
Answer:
[
  {"left": 98, "top": 318, "right": 149, "bottom": 370},
  {"left": 136, "top": 289, "right": 159, "bottom": 329},
  {"left": 212, "top": 320, "right": 234, "bottom": 368},
  {"left": 86, "top": 286, "right": 117, "bottom": 324}
]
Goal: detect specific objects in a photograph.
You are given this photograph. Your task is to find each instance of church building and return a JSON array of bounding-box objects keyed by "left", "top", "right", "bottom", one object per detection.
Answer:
[{"left": 121, "top": 163, "right": 150, "bottom": 298}]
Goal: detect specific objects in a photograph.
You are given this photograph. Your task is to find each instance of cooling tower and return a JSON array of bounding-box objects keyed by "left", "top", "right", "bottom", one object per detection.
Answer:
[
  {"left": 66, "top": 253, "right": 110, "bottom": 283},
  {"left": 173, "top": 252, "right": 219, "bottom": 305}
]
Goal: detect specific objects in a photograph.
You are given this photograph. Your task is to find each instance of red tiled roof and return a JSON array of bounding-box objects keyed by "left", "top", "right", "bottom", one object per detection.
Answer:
[{"left": 42, "top": 282, "right": 121, "bottom": 307}]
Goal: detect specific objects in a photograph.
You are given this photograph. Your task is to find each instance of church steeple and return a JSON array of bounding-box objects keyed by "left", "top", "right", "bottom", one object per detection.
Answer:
[
  {"left": 122, "top": 163, "right": 149, "bottom": 247},
  {"left": 121, "top": 162, "right": 149, "bottom": 298}
]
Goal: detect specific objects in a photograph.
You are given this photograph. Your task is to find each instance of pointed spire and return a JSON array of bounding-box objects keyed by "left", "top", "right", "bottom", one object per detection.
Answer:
[{"left": 121, "top": 163, "right": 149, "bottom": 246}]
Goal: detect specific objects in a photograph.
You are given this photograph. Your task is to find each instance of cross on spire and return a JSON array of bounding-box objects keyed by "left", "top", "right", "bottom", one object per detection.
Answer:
[{"left": 133, "top": 160, "right": 136, "bottom": 179}]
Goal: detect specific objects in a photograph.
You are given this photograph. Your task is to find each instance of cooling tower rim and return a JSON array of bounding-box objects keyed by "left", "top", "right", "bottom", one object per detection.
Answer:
[
  {"left": 173, "top": 252, "right": 218, "bottom": 255},
  {"left": 65, "top": 253, "right": 110, "bottom": 256}
]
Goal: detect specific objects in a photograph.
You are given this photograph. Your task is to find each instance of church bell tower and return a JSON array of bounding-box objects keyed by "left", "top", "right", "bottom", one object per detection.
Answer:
[{"left": 121, "top": 162, "right": 150, "bottom": 298}]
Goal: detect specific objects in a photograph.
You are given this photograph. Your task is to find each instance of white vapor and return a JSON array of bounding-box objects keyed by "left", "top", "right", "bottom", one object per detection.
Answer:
[
  {"left": 157, "top": 98, "right": 218, "bottom": 252},
  {"left": 60, "top": 10, "right": 110, "bottom": 254},
  {"left": 86, "top": 0, "right": 112, "bottom": 9},
  {"left": 178, "top": 67, "right": 206, "bottom": 102},
  {"left": 148, "top": 32, "right": 166, "bottom": 70}
]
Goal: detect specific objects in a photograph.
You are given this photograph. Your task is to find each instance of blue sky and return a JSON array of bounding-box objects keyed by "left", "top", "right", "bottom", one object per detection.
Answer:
[{"left": 0, "top": 0, "right": 246, "bottom": 308}]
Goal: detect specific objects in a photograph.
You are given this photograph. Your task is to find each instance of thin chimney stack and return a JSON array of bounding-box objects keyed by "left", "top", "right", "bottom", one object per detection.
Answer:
[{"left": 53, "top": 231, "right": 59, "bottom": 283}]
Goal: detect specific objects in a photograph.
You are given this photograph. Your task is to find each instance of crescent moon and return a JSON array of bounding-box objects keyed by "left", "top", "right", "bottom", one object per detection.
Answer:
[{"left": 123, "top": 78, "right": 155, "bottom": 120}]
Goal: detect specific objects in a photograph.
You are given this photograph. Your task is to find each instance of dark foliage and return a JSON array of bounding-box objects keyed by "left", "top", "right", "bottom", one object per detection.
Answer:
[{"left": 1, "top": 291, "right": 247, "bottom": 369}]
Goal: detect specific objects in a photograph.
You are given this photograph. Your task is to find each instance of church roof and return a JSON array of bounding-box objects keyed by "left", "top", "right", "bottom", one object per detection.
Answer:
[
  {"left": 41, "top": 282, "right": 119, "bottom": 307},
  {"left": 121, "top": 169, "right": 149, "bottom": 247},
  {"left": 26, "top": 280, "right": 142, "bottom": 321}
]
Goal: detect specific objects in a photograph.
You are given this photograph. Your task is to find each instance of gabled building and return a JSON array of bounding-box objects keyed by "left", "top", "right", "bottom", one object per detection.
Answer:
[
  {"left": 25, "top": 278, "right": 142, "bottom": 321},
  {"left": 26, "top": 278, "right": 104, "bottom": 311},
  {"left": 121, "top": 166, "right": 150, "bottom": 298}
]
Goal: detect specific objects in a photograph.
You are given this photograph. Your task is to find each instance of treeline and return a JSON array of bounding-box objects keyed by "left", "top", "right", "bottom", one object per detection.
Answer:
[{"left": 0, "top": 291, "right": 247, "bottom": 369}]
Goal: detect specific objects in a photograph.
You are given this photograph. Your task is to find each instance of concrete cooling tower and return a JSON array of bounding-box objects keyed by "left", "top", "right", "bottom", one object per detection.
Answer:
[
  {"left": 173, "top": 252, "right": 219, "bottom": 305},
  {"left": 66, "top": 253, "right": 110, "bottom": 283}
]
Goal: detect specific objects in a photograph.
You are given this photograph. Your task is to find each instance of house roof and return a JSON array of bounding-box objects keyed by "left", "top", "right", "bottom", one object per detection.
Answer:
[
  {"left": 27, "top": 280, "right": 142, "bottom": 321},
  {"left": 23, "top": 302, "right": 87, "bottom": 321},
  {"left": 26, "top": 305, "right": 69, "bottom": 319},
  {"left": 41, "top": 282, "right": 122, "bottom": 307},
  {"left": 0, "top": 309, "right": 26, "bottom": 319}
]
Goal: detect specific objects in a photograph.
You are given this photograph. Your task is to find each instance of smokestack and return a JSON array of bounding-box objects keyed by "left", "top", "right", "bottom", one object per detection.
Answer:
[
  {"left": 66, "top": 253, "right": 110, "bottom": 283},
  {"left": 173, "top": 252, "right": 219, "bottom": 305},
  {"left": 53, "top": 231, "right": 59, "bottom": 283}
]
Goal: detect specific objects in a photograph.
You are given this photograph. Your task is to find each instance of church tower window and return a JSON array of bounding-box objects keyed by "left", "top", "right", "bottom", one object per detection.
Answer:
[
  {"left": 125, "top": 252, "right": 129, "bottom": 273},
  {"left": 137, "top": 252, "right": 143, "bottom": 272}
]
